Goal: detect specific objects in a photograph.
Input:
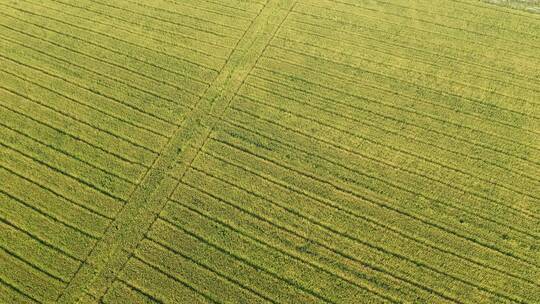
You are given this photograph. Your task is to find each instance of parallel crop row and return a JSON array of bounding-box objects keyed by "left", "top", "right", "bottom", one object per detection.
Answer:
[{"left": 0, "top": 0, "right": 266, "bottom": 302}]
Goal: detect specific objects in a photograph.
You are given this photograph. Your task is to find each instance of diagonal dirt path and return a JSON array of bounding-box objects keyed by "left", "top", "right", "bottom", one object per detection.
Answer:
[{"left": 58, "top": 0, "right": 297, "bottom": 302}]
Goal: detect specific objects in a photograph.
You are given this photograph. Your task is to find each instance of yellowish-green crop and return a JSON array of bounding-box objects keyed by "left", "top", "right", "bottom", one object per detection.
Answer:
[{"left": 0, "top": 0, "right": 538, "bottom": 303}]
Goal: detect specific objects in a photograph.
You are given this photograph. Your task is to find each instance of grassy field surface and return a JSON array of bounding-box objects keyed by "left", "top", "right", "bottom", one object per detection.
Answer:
[
  {"left": 0, "top": 0, "right": 539, "bottom": 303},
  {"left": 484, "top": 0, "right": 540, "bottom": 13}
]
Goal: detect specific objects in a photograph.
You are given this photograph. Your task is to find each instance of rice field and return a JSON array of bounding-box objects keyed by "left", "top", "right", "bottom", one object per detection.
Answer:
[{"left": 0, "top": 0, "right": 539, "bottom": 303}]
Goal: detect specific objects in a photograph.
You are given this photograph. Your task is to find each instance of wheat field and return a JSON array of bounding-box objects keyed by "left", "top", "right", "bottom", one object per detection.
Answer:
[{"left": 0, "top": 0, "right": 539, "bottom": 303}]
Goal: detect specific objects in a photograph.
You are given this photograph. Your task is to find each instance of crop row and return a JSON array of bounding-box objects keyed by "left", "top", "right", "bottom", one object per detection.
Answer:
[
  {"left": 261, "top": 45, "right": 540, "bottom": 135},
  {"left": 0, "top": 275, "right": 40, "bottom": 304},
  {"left": 157, "top": 0, "right": 259, "bottom": 20},
  {"left": 246, "top": 65, "right": 540, "bottom": 176},
  {"left": 0, "top": 102, "right": 147, "bottom": 181},
  {"left": 331, "top": 0, "right": 540, "bottom": 47},
  {"left": 199, "top": 141, "right": 538, "bottom": 282},
  {"left": 166, "top": 113, "right": 539, "bottom": 281},
  {"left": 250, "top": 58, "right": 539, "bottom": 163},
  {"left": 190, "top": 0, "right": 266, "bottom": 15},
  {"left": 216, "top": 114, "right": 540, "bottom": 240},
  {"left": 48, "top": 0, "right": 239, "bottom": 55},
  {"left": 1, "top": 33, "right": 202, "bottom": 111},
  {"left": 0, "top": 247, "right": 65, "bottom": 302},
  {"left": 225, "top": 98, "right": 535, "bottom": 235},
  {"left": 179, "top": 150, "right": 537, "bottom": 301},
  {"left": 1, "top": 221, "right": 79, "bottom": 283},
  {"left": 242, "top": 72, "right": 540, "bottom": 186},
  {"left": 0, "top": 142, "right": 123, "bottom": 219},
  {"left": 201, "top": 119, "right": 540, "bottom": 269},
  {"left": 145, "top": 216, "right": 323, "bottom": 304},
  {"left": 273, "top": 28, "right": 540, "bottom": 106},
  {"left": 288, "top": 6, "right": 540, "bottom": 85},
  {"left": 239, "top": 72, "right": 540, "bottom": 202},
  {"left": 0, "top": 12, "right": 212, "bottom": 94},
  {"left": 301, "top": 0, "right": 540, "bottom": 61},
  {"left": 155, "top": 203, "right": 379, "bottom": 303},
  {"left": 112, "top": 0, "right": 252, "bottom": 31},
  {"left": 0, "top": 0, "right": 268, "bottom": 303},
  {"left": 0, "top": 124, "right": 135, "bottom": 201},
  {"left": 0, "top": 80, "right": 162, "bottom": 166},
  {"left": 446, "top": 0, "right": 540, "bottom": 21},
  {"left": 22, "top": 0, "right": 243, "bottom": 52},
  {"left": 233, "top": 88, "right": 540, "bottom": 220},
  {"left": 208, "top": 129, "right": 540, "bottom": 262},
  {"left": 0, "top": 170, "right": 108, "bottom": 239},
  {"left": 164, "top": 134, "right": 537, "bottom": 302},
  {"left": 248, "top": 65, "right": 539, "bottom": 170},
  {"left": 361, "top": 0, "right": 540, "bottom": 37},
  {"left": 102, "top": 278, "right": 159, "bottom": 304},
  {"left": 32, "top": 0, "right": 232, "bottom": 63},
  {"left": 0, "top": 2, "right": 222, "bottom": 79},
  {"left": 0, "top": 83, "right": 159, "bottom": 167},
  {"left": 133, "top": 238, "right": 272, "bottom": 303},
  {"left": 281, "top": 22, "right": 540, "bottom": 103},
  {"left": 220, "top": 101, "right": 540, "bottom": 243},
  {"left": 254, "top": 64, "right": 540, "bottom": 155},
  {"left": 118, "top": 256, "right": 219, "bottom": 303},
  {"left": 157, "top": 180, "right": 529, "bottom": 303},
  {"left": 172, "top": 175, "right": 454, "bottom": 303},
  {"left": 0, "top": 35, "right": 192, "bottom": 137},
  {"left": 361, "top": 0, "right": 540, "bottom": 40}
]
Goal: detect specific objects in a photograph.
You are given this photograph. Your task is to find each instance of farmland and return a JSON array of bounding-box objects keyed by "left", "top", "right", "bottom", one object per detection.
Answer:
[
  {"left": 0, "top": 0, "right": 539, "bottom": 303},
  {"left": 485, "top": 0, "right": 540, "bottom": 13}
]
